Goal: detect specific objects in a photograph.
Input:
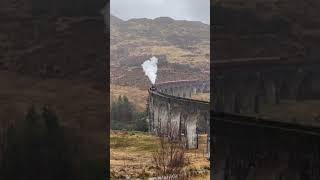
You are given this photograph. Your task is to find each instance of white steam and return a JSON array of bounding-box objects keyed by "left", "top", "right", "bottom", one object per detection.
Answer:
[{"left": 142, "top": 56, "right": 158, "bottom": 84}]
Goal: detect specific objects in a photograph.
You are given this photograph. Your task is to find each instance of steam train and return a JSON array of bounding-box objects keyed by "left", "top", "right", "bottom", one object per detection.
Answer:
[{"left": 150, "top": 85, "right": 157, "bottom": 91}]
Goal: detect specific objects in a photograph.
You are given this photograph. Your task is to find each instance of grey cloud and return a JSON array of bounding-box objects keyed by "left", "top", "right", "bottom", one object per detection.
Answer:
[{"left": 110, "top": 0, "right": 210, "bottom": 24}]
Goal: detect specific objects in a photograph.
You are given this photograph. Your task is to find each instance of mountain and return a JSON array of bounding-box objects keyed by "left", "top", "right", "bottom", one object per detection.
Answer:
[
  {"left": 111, "top": 15, "right": 209, "bottom": 50},
  {"left": 110, "top": 15, "right": 210, "bottom": 89}
]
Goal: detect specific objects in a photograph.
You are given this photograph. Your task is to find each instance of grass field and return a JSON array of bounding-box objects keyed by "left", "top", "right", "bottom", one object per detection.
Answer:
[{"left": 110, "top": 130, "right": 210, "bottom": 179}]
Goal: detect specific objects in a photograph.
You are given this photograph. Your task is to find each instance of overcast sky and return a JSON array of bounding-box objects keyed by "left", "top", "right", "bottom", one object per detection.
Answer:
[{"left": 110, "top": 0, "right": 210, "bottom": 24}]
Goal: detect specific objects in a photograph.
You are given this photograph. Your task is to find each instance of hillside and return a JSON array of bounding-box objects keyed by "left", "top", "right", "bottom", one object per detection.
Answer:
[
  {"left": 0, "top": 2, "right": 108, "bottom": 178},
  {"left": 213, "top": 0, "right": 320, "bottom": 60},
  {"left": 0, "top": 16, "right": 106, "bottom": 87},
  {"left": 110, "top": 15, "right": 210, "bottom": 89}
]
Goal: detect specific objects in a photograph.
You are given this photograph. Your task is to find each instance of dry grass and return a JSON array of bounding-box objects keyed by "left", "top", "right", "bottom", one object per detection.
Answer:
[
  {"left": 110, "top": 131, "right": 159, "bottom": 179},
  {"left": 110, "top": 131, "right": 210, "bottom": 179},
  {"left": 256, "top": 100, "right": 320, "bottom": 126},
  {"left": 149, "top": 45, "right": 209, "bottom": 66},
  {"left": 191, "top": 93, "right": 210, "bottom": 102},
  {"left": 0, "top": 71, "right": 106, "bottom": 129},
  {"left": 112, "top": 42, "right": 209, "bottom": 68}
]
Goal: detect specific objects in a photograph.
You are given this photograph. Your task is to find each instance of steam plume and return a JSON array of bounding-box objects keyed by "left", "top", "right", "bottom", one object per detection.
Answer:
[{"left": 142, "top": 56, "right": 158, "bottom": 84}]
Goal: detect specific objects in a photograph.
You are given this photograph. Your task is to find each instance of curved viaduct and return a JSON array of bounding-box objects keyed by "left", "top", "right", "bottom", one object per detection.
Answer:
[
  {"left": 212, "top": 57, "right": 320, "bottom": 179},
  {"left": 213, "top": 57, "right": 320, "bottom": 117},
  {"left": 147, "top": 80, "right": 210, "bottom": 157},
  {"left": 156, "top": 80, "right": 210, "bottom": 98}
]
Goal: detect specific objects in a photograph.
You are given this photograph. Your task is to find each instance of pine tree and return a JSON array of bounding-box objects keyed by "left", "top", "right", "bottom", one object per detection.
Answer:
[
  {"left": 111, "top": 101, "right": 118, "bottom": 122},
  {"left": 111, "top": 95, "right": 145, "bottom": 130},
  {"left": 118, "top": 95, "right": 124, "bottom": 122},
  {"left": 136, "top": 111, "right": 148, "bottom": 132},
  {"left": 2, "top": 105, "right": 71, "bottom": 180},
  {"left": 122, "top": 95, "right": 132, "bottom": 122},
  {"left": 3, "top": 125, "right": 21, "bottom": 179},
  {"left": 42, "top": 105, "right": 70, "bottom": 180},
  {"left": 23, "top": 105, "right": 44, "bottom": 179}
]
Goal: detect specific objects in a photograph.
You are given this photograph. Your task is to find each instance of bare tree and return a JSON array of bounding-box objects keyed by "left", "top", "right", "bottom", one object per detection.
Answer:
[{"left": 152, "top": 125, "right": 188, "bottom": 179}]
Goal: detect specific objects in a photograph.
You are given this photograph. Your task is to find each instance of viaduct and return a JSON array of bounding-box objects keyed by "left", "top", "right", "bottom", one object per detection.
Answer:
[
  {"left": 147, "top": 79, "right": 210, "bottom": 157},
  {"left": 212, "top": 57, "right": 320, "bottom": 179}
]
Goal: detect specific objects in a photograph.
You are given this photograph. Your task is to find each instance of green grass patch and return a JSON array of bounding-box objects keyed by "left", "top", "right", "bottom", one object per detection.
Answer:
[{"left": 110, "top": 131, "right": 160, "bottom": 152}]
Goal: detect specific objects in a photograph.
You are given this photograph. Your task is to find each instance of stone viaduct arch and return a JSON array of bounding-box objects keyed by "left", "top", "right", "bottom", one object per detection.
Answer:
[
  {"left": 212, "top": 57, "right": 320, "bottom": 179},
  {"left": 147, "top": 80, "right": 210, "bottom": 157},
  {"left": 213, "top": 58, "right": 320, "bottom": 117}
]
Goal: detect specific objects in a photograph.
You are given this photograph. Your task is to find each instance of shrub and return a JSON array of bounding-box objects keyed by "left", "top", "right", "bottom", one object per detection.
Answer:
[
  {"left": 111, "top": 95, "right": 149, "bottom": 132},
  {"left": 152, "top": 126, "right": 188, "bottom": 179}
]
